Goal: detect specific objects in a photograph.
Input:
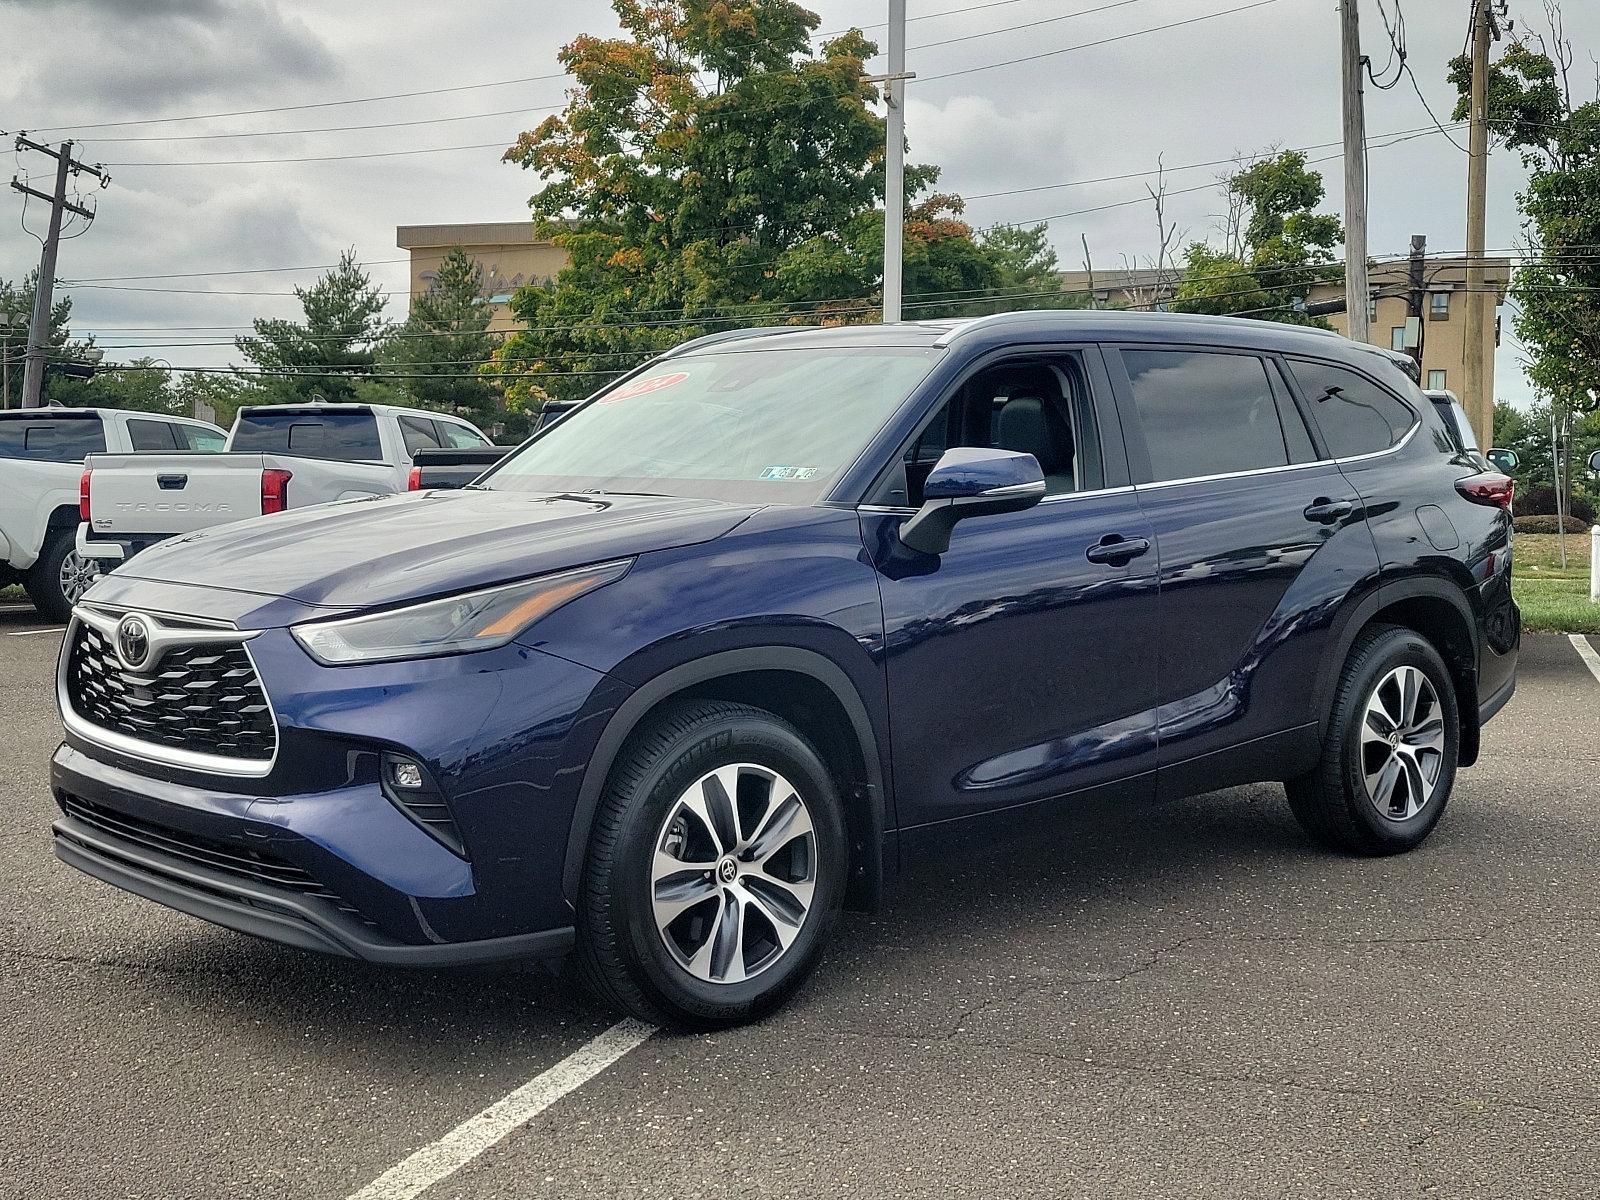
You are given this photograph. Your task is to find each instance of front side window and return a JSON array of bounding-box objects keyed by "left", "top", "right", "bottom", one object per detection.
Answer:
[
  {"left": 1120, "top": 350, "right": 1296, "bottom": 483},
  {"left": 438, "top": 421, "right": 491, "bottom": 449},
  {"left": 0, "top": 416, "right": 106, "bottom": 462},
  {"left": 230, "top": 410, "right": 383, "bottom": 462},
  {"left": 178, "top": 425, "right": 227, "bottom": 452},
  {"left": 487, "top": 346, "right": 942, "bottom": 504},
  {"left": 1288, "top": 359, "right": 1416, "bottom": 459}
]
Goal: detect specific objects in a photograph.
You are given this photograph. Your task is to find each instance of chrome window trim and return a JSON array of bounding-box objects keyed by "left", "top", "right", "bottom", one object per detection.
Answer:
[
  {"left": 858, "top": 483, "right": 1136, "bottom": 516},
  {"left": 58, "top": 608, "right": 280, "bottom": 779}
]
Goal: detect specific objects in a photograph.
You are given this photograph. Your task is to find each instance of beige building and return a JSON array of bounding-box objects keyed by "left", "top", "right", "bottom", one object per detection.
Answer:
[{"left": 395, "top": 222, "right": 569, "bottom": 333}]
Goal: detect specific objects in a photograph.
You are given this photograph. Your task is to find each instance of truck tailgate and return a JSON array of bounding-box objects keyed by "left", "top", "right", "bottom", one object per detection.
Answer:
[{"left": 86, "top": 452, "right": 270, "bottom": 536}]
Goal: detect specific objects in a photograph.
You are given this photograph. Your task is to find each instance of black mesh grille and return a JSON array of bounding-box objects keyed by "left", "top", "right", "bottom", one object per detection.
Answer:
[
  {"left": 58, "top": 793, "right": 371, "bottom": 923},
  {"left": 66, "top": 621, "right": 276, "bottom": 762}
]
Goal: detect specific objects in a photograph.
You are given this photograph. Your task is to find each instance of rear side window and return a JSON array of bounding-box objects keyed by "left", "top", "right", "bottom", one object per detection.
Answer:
[
  {"left": 127, "top": 418, "right": 180, "bottom": 451},
  {"left": 1120, "top": 350, "right": 1295, "bottom": 483},
  {"left": 1288, "top": 360, "right": 1416, "bottom": 458},
  {"left": 230, "top": 410, "right": 383, "bottom": 462},
  {"left": 399, "top": 415, "right": 443, "bottom": 456},
  {"left": 0, "top": 416, "right": 106, "bottom": 462}
]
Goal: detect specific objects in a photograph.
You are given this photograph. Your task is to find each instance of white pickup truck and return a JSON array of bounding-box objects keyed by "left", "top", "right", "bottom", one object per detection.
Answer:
[
  {"left": 77, "top": 401, "right": 494, "bottom": 577},
  {"left": 0, "top": 406, "right": 227, "bottom": 620}
]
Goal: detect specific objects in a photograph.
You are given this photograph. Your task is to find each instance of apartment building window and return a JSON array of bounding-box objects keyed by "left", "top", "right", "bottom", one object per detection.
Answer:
[
  {"left": 1429, "top": 291, "right": 1451, "bottom": 319},
  {"left": 1391, "top": 326, "right": 1407, "bottom": 352},
  {"left": 1427, "top": 369, "right": 1447, "bottom": 390},
  {"left": 1368, "top": 297, "right": 1378, "bottom": 322}
]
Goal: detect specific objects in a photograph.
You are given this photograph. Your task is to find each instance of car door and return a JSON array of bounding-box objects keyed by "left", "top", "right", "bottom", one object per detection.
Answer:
[
  {"left": 858, "top": 346, "right": 1162, "bottom": 830},
  {"left": 1105, "top": 344, "right": 1377, "bottom": 784}
]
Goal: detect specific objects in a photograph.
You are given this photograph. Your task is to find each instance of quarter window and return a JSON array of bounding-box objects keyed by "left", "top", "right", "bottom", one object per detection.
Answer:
[
  {"left": 127, "top": 418, "right": 180, "bottom": 451},
  {"left": 1287, "top": 360, "right": 1416, "bottom": 459},
  {"left": 1120, "top": 350, "right": 1296, "bottom": 483},
  {"left": 399, "top": 415, "right": 444, "bottom": 456}
]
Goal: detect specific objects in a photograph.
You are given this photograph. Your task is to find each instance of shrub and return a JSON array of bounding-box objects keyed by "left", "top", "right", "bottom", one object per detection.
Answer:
[
  {"left": 1517, "top": 484, "right": 1596, "bottom": 524},
  {"left": 1513, "top": 514, "right": 1592, "bottom": 534}
]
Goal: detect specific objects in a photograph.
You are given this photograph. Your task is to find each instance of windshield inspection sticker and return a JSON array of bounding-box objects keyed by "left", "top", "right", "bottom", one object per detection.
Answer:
[
  {"left": 758, "top": 465, "right": 820, "bottom": 481},
  {"left": 598, "top": 371, "right": 689, "bottom": 404}
]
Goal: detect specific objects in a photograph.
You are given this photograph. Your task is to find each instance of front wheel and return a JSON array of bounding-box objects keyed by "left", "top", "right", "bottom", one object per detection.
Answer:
[
  {"left": 575, "top": 700, "right": 847, "bottom": 1029},
  {"left": 25, "top": 529, "right": 101, "bottom": 623},
  {"left": 1287, "top": 625, "right": 1460, "bottom": 855}
]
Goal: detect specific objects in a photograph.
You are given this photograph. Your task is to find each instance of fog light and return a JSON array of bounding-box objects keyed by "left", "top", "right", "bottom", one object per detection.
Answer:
[{"left": 387, "top": 757, "right": 425, "bottom": 790}]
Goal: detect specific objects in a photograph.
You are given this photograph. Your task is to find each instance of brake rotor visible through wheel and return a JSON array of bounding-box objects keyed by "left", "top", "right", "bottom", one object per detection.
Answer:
[{"left": 1359, "top": 664, "right": 1446, "bottom": 821}]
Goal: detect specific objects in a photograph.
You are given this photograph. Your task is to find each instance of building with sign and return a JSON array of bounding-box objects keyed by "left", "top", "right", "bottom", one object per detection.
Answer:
[{"left": 395, "top": 222, "right": 569, "bottom": 332}]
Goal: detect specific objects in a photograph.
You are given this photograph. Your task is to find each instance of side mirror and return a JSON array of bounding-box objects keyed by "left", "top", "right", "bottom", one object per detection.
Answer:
[
  {"left": 1485, "top": 448, "right": 1519, "bottom": 473},
  {"left": 1588, "top": 449, "right": 1600, "bottom": 474},
  {"left": 899, "top": 447, "right": 1045, "bottom": 556}
]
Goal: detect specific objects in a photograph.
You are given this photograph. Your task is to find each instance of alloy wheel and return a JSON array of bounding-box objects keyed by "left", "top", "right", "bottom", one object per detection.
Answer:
[
  {"left": 1360, "top": 665, "right": 1446, "bottom": 821},
  {"left": 59, "top": 549, "right": 101, "bottom": 605},
  {"left": 650, "top": 762, "right": 817, "bottom": 985}
]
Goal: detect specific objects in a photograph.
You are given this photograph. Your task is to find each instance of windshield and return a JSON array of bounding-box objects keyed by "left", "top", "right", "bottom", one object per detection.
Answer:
[
  {"left": 230, "top": 409, "right": 383, "bottom": 462},
  {"left": 486, "top": 345, "right": 941, "bottom": 503}
]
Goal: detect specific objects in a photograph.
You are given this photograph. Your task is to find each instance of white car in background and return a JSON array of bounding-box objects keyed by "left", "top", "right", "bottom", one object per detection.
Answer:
[
  {"left": 77, "top": 401, "right": 495, "bottom": 575},
  {"left": 0, "top": 407, "right": 226, "bottom": 620}
]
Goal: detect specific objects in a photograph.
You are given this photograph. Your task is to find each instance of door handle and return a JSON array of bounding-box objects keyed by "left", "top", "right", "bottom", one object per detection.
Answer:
[
  {"left": 157, "top": 474, "right": 188, "bottom": 490},
  {"left": 1085, "top": 534, "right": 1151, "bottom": 566},
  {"left": 1303, "top": 498, "right": 1353, "bottom": 524}
]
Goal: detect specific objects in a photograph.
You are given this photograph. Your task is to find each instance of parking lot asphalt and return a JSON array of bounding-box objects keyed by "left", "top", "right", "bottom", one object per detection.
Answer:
[{"left": 3, "top": 602, "right": 1598, "bottom": 1199}]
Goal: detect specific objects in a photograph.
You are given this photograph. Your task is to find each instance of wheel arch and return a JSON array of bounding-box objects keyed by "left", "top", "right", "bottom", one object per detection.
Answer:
[
  {"left": 562, "top": 647, "right": 890, "bottom": 913},
  {"left": 1316, "top": 575, "right": 1483, "bottom": 766}
]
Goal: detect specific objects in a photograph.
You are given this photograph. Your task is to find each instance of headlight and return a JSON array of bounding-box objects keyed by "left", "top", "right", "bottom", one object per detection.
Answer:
[{"left": 291, "top": 560, "right": 631, "bottom": 665}]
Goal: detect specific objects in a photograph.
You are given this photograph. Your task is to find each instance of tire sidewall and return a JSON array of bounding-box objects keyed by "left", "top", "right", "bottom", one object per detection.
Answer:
[
  {"left": 607, "top": 714, "right": 847, "bottom": 1023},
  {"left": 26, "top": 529, "right": 85, "bottom": 623},
  {"left": 1337, "top": 631, "right": 1460, "bottom": 848}
]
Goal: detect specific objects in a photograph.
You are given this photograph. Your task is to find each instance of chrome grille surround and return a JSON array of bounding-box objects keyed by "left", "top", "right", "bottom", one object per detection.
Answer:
[{"left": 59, "top": 604, "right": 279, "bottom": 777}]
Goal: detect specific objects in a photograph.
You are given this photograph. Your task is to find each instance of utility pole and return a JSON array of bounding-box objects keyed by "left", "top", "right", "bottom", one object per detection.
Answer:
[
  {"left": 1462, "top": 0, "right": 1498, "bottom": 446},
  {"left": 9, "top": 137, "right": 108, "bottom": 409},
  {"left": 1405, "top": 233, "right": 1427, "bottom": 372},
  {"left": 1340, "top": 0, "right": 1371, "bottom": 345},
  {"left": 869, "top": 0, "right": 913, "bottom": 324}
]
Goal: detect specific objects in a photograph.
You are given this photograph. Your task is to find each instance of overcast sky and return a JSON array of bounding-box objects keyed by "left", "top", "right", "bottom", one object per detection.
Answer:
[{"left": 3, "top": 0, "right": 1594, "bottom": 407}]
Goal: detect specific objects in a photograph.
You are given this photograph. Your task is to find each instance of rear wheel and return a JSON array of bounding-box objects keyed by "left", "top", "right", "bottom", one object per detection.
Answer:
[
  {"left": 575, "top": 700, "right": 847, "bottom": 1029},
  {"left": 25, "top": 529, "right": 100, "bottom": 623},
  {"left": 1287, "top": 625, "right": 1460, "bottom": 855}
]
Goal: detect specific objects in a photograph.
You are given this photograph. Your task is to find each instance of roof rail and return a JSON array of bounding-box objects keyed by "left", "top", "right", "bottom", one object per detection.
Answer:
[{"left": 661, "top": 325, "right": 818, "bottom": 358}]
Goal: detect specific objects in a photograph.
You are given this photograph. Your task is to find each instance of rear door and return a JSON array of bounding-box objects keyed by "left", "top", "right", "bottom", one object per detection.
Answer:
[{"left": 1106, "top": 344, "right": 1376, "bottom": 777}]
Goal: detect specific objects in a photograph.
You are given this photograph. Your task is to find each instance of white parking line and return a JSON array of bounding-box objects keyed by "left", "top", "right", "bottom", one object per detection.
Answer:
[
  {"left": 6, "top": 626, "right": 65, "bottom": 637},
  {"left": 346, "top": 1018, "right": 655, "bottom": 1200},
  {"left": 1571, "top": 634, "right": 1600, "bottom": 686}
]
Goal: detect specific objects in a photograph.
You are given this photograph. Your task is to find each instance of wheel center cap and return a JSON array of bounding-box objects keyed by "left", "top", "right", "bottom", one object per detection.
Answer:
[
  {"left": 1388, "top": 731, "right": 1401, "bottom": 749},
  {"left": 717, "top": 858, "right": 738, "bottom": 884}
]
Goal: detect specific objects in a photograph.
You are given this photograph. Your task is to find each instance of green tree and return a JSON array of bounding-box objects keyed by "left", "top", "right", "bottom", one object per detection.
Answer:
[
  {"left": 1170, "top": 150, "right": 1344, "bottom": 326},
  {"left": 236, "top": 251, "right": 389, "bottom": 403},
  {"left": 1451, "top": 13, "right": 1600, "bottom": 508},
  {"left": 50, "top": 358, "right": 181, "bottom": 413},
  {"left": 491, "top": 0, "right": 1069, "bottom": 405},
  {"left": 1, "top": 271, "right": 82, "bottom": 408},
  {"left": 380, "top": 247, "right": 501, "bottom": 423}
]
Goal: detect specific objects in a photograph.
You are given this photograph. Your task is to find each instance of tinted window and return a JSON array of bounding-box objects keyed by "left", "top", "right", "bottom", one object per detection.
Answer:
[
  {"left": 177, "top": 424, "right": 227, "bottom": 452},
  {"left": 0, "top": 415, "right": 106, "bottom": 462},
  {"left": 399, "top": 415, "right": 443, "bottom": 456},
  {"left": 127, "top": 418, "right": 180, "bottom": 451},
  {"left": 230, "top": 410, "right": 383, "bottom": 462},
  {"left": 438, "top": 421, "right": 490, "bottom": 449},
  {"left": 1288, "top": 360, "right": 1416, "bottom": 458},
  {"left": 1121, "top": 350, "right": 1292, "bottom": 483}
]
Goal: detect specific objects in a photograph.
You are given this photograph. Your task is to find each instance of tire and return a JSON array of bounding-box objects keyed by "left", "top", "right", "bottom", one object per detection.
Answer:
[
  {"left": 575, "top": 699, "right": 848, "bottom": 1030},
  {"left": 1287, "top": 624, "right": 1460, "bottom": 855},
  {"left": 25, "top": 528, "right": 100, "bottom": 623}
]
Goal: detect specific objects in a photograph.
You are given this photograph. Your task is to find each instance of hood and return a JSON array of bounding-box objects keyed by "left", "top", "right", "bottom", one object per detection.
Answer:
[{"left": 115, "top": 489, "right": 759, "bottom": 609}]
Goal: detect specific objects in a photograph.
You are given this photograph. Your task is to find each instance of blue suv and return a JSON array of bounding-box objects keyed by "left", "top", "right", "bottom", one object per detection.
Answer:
[{"left": 51, "top": 312, "right": 1520, "bottom": 1028}]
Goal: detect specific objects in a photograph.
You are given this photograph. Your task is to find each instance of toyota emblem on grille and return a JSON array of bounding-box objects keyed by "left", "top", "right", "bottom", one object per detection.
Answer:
[{"left": 116, "top": 614, "right": 152, "bottom": 670}]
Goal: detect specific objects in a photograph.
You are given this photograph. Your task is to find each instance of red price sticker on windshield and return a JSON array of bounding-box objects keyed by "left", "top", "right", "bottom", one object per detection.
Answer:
[{"left": 599, "top": 371, "right": 689, "bottom": 404}]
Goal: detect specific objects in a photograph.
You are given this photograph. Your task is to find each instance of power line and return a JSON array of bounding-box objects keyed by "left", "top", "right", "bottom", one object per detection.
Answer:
[
  {"left": 77, "top": 104, "right": 568, "bottom": 144},
  {"left": 64, "top": 258, "right": 410, "bottom": 283},
  {"left": 921, "top": 0, "right": 1286, "bottom": 81}
]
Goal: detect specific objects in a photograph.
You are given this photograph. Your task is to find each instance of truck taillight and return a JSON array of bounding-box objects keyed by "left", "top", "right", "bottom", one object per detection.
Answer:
[
  {"left": 79, "top": 469, "right": 91, "bottom": 521},
  {"left": 407, "top": 465, "right": 423, "bottom": 491},
  {"left": 1456, "top": 472, "right": 1515, "bottom": 510},
  {"left": 261, "top": 468, "right": 292, "bottom": 515}
]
